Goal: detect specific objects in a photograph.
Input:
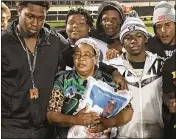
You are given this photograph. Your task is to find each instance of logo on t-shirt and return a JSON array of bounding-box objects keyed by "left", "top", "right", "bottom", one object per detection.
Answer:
[{"left": 164, "top": 49, "right": 176, "bottom": 58}]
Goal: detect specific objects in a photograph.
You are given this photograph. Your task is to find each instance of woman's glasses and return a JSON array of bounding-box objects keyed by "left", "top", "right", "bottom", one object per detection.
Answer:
[{"left": 73, "top": 53, "right": 95, "bottom": 59}]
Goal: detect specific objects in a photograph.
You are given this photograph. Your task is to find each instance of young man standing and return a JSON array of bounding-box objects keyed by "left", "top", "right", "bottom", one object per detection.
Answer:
[
  {"left": 1, "top": 1, "right": 70, "bottom": 138},
  {"left": 147, "top": 2, "right": 176, "bottom": 138},
  {"left": 162, "top": 52, "right": 176, "bottom": 139},
  {"left": 59, "top": 8, "right": 108, "bottom": 65},
  {"left": 104, "top": 17, "right": 164, "bottom": 138},
  {"left": 92, "top": 1, "right": 125, "bottom": 56},
  {"left": 148, "top": 1, "right": 175, "bottom": 58},
  {"left": 94, "top": 1, "right": 125, "bottom": 45}
]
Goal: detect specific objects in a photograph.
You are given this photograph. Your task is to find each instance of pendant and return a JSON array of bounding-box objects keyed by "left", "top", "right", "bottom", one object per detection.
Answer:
[{"left": 29, "top": 88, "right": 39, "bottom": 99}]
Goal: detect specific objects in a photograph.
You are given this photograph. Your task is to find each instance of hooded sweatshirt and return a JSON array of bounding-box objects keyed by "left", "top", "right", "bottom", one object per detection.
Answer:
[
  {"left": 92, "top": 1, "right": 125, "bottom": 45},
  {"left": 104, "top": 51, "right": 164, "bottom": 138}
]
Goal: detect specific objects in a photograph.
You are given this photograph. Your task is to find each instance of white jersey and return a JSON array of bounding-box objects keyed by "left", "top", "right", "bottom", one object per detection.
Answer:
[{"left": 104, "top": 51, "right": 164, "bottom": 138}]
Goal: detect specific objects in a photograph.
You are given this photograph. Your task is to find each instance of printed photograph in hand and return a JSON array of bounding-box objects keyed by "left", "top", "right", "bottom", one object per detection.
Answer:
[
  {"left": 101, "top": 99, "right": 117, "bottom": 118},
  {"left": 88, "top": 85, "right": 127, "bottom": 118}
]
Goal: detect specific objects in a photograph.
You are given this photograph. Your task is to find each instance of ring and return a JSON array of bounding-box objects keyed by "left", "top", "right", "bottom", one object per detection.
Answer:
[{"left": 173, "top": 102, "right": 176, "bottom": 107}]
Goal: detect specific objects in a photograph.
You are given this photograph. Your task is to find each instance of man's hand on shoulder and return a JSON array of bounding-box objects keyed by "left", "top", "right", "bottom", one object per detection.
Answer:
[{"left": 112, "top": 70, "right": 128, "bottom": 90}]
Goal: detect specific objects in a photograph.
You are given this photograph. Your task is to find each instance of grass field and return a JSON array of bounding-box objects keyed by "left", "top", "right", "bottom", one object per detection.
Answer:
[
  {"left": 144, "top": 20, "right": 154, "bottom": 34},
  {"left": 147, "top": 26, "right": 154, "bottom": 34},
  {"left": 47, "top": 19, "right": 154, "bottom": 34}
]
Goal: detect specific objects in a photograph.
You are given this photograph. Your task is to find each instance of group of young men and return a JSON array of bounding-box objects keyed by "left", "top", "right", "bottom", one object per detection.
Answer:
[{"left": 1, "top": 1, "right": 175, "bottom": 139}]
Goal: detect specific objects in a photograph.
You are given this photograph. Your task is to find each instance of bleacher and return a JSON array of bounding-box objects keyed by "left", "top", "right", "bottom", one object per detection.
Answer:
[{"left": 5, "top": 1, "right": 176, "bottom": 22}]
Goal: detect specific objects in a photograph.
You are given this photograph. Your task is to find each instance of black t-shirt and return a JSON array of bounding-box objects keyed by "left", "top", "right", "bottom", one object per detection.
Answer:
[
  {"left": 162, "top": 52, "right": 176, "bottom": 137},
  {"left": 162, "top": 52, "right": 176, "bottom": 94},
  {"left": 129, "top": 61, "right": 145, "bottom": 69},
  {"left": 147, "top": 36, "right": 176, "bottom": 58},
  {"left": 128, "top": 61, "right": 145, "bottom": 78}
]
